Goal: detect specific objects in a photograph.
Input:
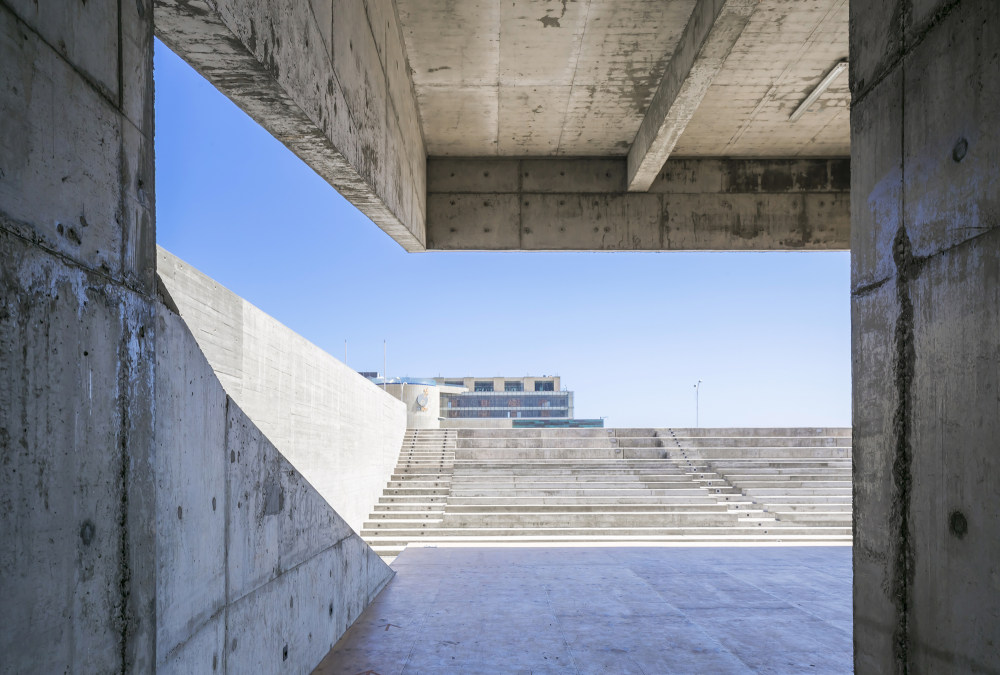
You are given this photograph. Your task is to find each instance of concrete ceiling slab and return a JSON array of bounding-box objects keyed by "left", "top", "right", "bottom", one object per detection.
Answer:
[
  {"left": 674, "top": 0, "right": 849, "bottom": 156},
  {"left": 398, "top": 0, "right": 698, "bottom": 156},
  {"left": 397, "top": 0, "right": 849, "bottom": 160}
]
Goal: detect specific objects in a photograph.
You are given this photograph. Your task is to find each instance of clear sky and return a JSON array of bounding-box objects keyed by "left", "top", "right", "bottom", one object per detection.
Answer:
[{"left": 153, "top": 40, "right": 851, "bottom": 429}]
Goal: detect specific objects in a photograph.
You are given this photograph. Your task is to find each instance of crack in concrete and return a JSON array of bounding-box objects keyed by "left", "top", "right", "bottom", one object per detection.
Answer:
[{"left": 890, "top": 224, "right": 917, "bottom": 675}]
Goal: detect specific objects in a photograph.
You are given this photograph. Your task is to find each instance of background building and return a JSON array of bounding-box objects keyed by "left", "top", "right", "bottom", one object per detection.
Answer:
[
  {"left": 365, "top": 374, "right": 603, "bottom": 428},
  {"left": 434, "top": 376, "right": 573, "bottom": 422}
]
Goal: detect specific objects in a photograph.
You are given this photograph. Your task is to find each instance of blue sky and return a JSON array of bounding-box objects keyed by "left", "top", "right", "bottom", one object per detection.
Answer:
[{"left": 153, "top": 40, "right": 851, "bottom": 428}]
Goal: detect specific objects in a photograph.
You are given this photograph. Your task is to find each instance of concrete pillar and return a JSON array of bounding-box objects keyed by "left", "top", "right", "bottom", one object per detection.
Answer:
[
  {"left": 851, "top": 1, "right": 999, "bottom": 671},
  {"left": 0, "top": 1, "right": 157, "bottom": 671}
]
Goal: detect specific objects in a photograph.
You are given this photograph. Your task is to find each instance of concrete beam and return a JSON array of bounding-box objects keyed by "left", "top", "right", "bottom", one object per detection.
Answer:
[
  {"left": 627, "top": 0, "right": 757, "bottom": 192},
  {"left": 427, "top": 158, "right": 849, "bottom": 251},
  {"left": 155, "top": 0, "right": 427, "bottom": 251}
]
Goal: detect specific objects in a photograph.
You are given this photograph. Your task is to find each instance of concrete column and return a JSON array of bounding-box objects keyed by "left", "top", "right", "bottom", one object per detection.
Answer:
[
  {"left": 0, "top": 0, "right": 157, "bottom": 671},
  {"left": 851, "top": 1, "right": 1000, "bottom": 672}
]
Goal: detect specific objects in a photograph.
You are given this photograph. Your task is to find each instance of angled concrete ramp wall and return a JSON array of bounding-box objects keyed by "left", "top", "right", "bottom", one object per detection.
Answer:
[
  {"left": 157, "top": 247, "right": 406, "bottom": 533},
  {"left": 156, "top": 304, "right": 393, "bottom": 673}
]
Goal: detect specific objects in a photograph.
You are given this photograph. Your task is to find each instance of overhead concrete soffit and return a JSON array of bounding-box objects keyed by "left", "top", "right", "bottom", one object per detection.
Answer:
[{"left": 627, "top": 0, "right": 758, "bottom": 192}]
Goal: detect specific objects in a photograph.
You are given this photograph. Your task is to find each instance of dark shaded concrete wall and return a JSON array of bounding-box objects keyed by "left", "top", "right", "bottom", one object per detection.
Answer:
[
  {"left": 0, "top": 3, "right": 394, "bottom": 672},
  {"left": 850, "top": 0, "right": 1000, "bottom": 672},
  {"left": 0, "top": 0, "right": 157, "bottom": 671}
]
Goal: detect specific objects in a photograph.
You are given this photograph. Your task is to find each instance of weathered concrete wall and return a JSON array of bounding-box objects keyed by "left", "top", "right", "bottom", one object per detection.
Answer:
[
  {"left": 0, "top": 1, "right": 157, "bottom": 671},
  {"left": 155, "top": 304, "right": 392, "bottom": 674},
  {"left": 850, "top": 1, "right": 1000, "bottom": 672},
  {"left": 158, "top": 248, "right": 406, "bottom": 533},
  {"left": 427, "top": 157, "right": 849, "bottom": 250},
  {"left": 154, "top": 0, "right": 427, "bottom": 251}
]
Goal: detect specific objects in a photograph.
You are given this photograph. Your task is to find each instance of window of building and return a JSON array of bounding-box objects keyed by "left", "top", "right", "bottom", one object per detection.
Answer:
[
  {"left": 534, "top": 380, "right": 554, "bottom": 391},
  {"left": 504, "top": 381, "right": 524, "bottom": 392},
  {"left": 474, "top": 381, "right": 494, "bottom": 392},
  {"left": 444, "top": 380, "right": 463, "bottom": 387}
]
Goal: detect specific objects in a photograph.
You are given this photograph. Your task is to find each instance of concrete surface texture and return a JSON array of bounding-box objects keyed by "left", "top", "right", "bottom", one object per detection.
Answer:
[
  {"left": 850, "top": 0, "right": 1000, "bottom": 672},
  {"left": 362, "top": 428, "right": 852, "bottom": 561},
  {"left": 149, "top": 0, "right": 851, "bottom": 252},
  {"left": 0, "top": 1, "right": 158, "bottom": 671},
  {"left": 158, "top": 247, "right": 406, "bottom": 533},
  {"left": 396, "top": 0, "right": 847, "bottom": 159},
  {"left": 426, "top": 157, "right": 850, "bottom": 250},
  {"left": 316, "top": 546, "right": 853, "bottom": 674},
  {"left": 155, "top": 304, "right": 393, "bottom": 673},
  {"left": 4, "top": 0, "right": 999, "bottom": 671}
]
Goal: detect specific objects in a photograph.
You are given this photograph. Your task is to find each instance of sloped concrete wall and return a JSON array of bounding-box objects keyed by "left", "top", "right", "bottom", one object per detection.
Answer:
[
  {"left": 0, "top": 2, "right": 158, "bottom": 671},
  {"left": 157, "top": 247, "right": 406, "bottom": 533},
  {"left": 156, "top": 304, "right": 393, "bottom": 674}
]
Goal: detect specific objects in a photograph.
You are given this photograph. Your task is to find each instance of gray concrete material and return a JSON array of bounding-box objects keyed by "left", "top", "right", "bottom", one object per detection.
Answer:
[
  {"left": 614, "top": 427, "right": 852, "bottom": 437},
  {"left": 158, "top": 247, "right": 406, "bottom": 534},
  {"left": 628, "top": 0, "right": 757, "bottom": 191},
  {"left": 316, "top": 546, "right": 852, "bottom": 674},
  {"left": 395, "top": 1, "right": 847, "bottom": 160},
  {"left": 0, "top": 2, "right": 158, "bottom": 670},
  {"left": 364, "top": 429, "right": 853, "bottom": 557},
  {"left": 850, "top": 1, "right": 1000, "bottom": 672},
  {"left": 0, "top": 2, "right": 155, "bottom": 292},
  {"left": 0, "top": 229, "right": 158, "bottom": 674},
  {"left": 673, "top": 0, "right": 849, "bottom": 158},
  {"left": 154, "top": 0, "right": 427, "bottom": 252},
  {"left": 154, "top": 303, "right": 228, "bottom": 667},
  {"left": 155, "top": 305, "right": 394, "bottom": 673},
  {"left": 397, "top": 0, "right": 698, "bottom": 157},
  {"left": 426, "top": 157, "right": 849, "bottom": 251}
]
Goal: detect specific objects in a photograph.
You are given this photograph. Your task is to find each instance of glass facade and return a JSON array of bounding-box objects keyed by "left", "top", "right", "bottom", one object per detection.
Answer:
[{"left": 441, "top": 391, "right": 572, "bottom": 419}]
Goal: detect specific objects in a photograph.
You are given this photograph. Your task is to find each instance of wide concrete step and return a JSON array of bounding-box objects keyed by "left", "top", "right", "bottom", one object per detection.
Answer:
[
  {"left": 719, "top": 467, "right": 851, "bottom": 474},
  {"left": 361, "top": 525, "right": 853, "bottom": 539},
  {"left": 453, "top": 469, "right": 696, "bottom": 477},
  {"left": 451, "top": 479, "right": 703, "bottom": 489},
  {"left": 773, "top": 512, "right": 852, "bottom": 523},
  {"left": 450, "top": 488, "right": 728, "bottom": 497},
  {"left": 444, "top": 503, "right": 741, "bottom": 513},
  {"left": 368, "top": 511, "right": 446, "bottom": 520},
  {"left": 457, "top": 429, "right": 612, "bottom": 439},
  {"left": 743, "top": 487, "right": 852, "bottom": 496},
  {"left": 439, "top": 512, "right": 772, "bottom": 528},
  {"left": 619, "top": 437, "right": 849, "bottom": 449},
  {"left": 374, "top": 502, "right": 446, "bottom": 511},
  {"left": 766, "top": 503, "right": 852, "bottom": 511},
  {"left": 446, "top": 495, "right": 727, "bottom": 506},
  {"left": 729, "top": 480, "right": 852, "bottom": 489},
  {"left": 458, "top": 438, "right": 616, "bottom": 449},
  {"left": 378, "top": 495, "right": 447, "bottom": 503}
]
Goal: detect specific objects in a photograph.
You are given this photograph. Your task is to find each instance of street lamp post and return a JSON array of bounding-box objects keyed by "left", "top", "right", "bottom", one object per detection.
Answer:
[{"left": 694, "top": 380, "right": 702, "bottom": 428}]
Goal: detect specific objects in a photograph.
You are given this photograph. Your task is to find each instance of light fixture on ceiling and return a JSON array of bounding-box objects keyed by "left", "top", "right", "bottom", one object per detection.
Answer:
[{"left": 789, "top": 59, "right": 849, "bottom": 123}]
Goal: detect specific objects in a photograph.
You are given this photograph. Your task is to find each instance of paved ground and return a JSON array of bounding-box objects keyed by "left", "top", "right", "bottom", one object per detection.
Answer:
[{"left": 315, "top": 545, "right": 852, "bottom": 674}]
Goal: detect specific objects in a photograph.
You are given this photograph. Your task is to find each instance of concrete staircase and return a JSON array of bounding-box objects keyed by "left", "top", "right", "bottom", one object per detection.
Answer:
[
  {"left": 365, "top": 428, "right": 456, "bottom": 560},
  {"left": 361, "top": 428, "right": 852, "bottom": 561}
]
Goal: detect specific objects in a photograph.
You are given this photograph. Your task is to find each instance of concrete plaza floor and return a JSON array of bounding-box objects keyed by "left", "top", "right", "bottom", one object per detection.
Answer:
[{"left": 315, "top": 545, "right": 852, "bottom": 674}]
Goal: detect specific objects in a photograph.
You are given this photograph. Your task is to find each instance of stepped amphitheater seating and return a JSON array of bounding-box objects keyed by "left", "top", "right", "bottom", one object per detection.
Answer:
[{"left": 362, "top": 427, "right": 852, "bottom": 561}]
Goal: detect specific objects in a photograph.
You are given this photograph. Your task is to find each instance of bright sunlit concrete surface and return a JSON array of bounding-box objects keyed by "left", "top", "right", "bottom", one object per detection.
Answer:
[{"left": 316, "top": 546, "right": 851, "bottom": 674}]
